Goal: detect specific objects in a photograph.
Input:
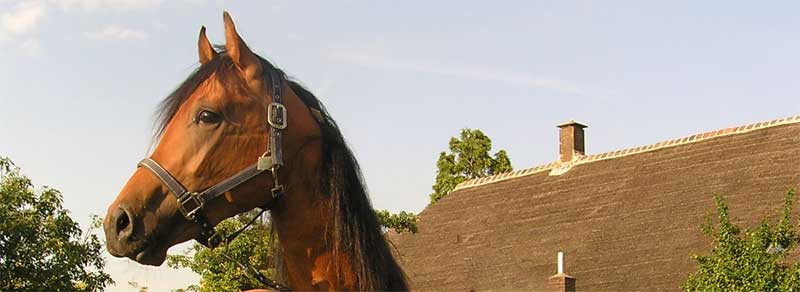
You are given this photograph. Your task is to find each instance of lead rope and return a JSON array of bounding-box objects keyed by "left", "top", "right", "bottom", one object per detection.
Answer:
[
  {"left": 220, "top": 251, "right": 292, "bottom": 292},
  {"left": 214, "top": 208, "right": 292, "bottom": 292}
]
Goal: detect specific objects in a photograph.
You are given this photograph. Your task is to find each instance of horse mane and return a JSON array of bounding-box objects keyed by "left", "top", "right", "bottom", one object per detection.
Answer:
[
  {"left": 153, "top": 50, "right": 408, "bottom": 291},
  {"left": 288, "top": 81, "right": 410, "bottom": 291}
]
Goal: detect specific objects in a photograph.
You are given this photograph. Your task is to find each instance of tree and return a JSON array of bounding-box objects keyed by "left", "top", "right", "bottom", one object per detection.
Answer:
[
  {"left": 375, "top": 210, "right": 418, "bottom": 234},
  {"left": 377, "top": 128, "right": 511, "bottom": 233},
  {"left": 0, "top": 156, "right": 113, "bottom": 291},
  {"left": 683, "top": 190, "right": 800, "bottom": 292},
  {"left": 429, "top": 128, "right": 512, "bottom": 204},
  {"left": 167, "top": 211, "right": 277, "bottom": 292}
]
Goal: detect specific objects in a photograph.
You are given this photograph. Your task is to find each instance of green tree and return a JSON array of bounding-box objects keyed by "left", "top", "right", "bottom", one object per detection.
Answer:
[
  {"left": 0, "top": 156, "right": 113, "bottom": 291},
  {"left": 167, "top": 211, "right": 276, "bottom": 292},
  {"left": 429, "top": 128, "right": 512, "bottom": 204},
  {"left": 684, "top": 191, "right": 800, "bottom": 292},
  {"left": 375, "top": 210, "right": 418, "bottom": 234}
]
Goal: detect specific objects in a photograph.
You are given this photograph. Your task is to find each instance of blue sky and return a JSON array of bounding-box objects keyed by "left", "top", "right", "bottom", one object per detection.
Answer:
[{"left": 1, "top": 1, "right": 799, "bottom": 291}]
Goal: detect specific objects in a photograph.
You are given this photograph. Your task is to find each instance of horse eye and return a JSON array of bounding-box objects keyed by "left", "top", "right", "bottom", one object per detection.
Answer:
[{"left": 196, "top": 110, "right": 222, "bottom": 124}]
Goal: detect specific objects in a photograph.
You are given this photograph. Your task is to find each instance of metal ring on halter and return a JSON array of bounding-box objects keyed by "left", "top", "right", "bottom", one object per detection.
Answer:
[
  {"left": 270, "top": 165, "right": 284, "bottom": 198},
  {"left": 257, "top": 152, "right": 274, "bottom": 171},
  {"left": 177, "top": 192, "right": 205, "bottom": 220}
]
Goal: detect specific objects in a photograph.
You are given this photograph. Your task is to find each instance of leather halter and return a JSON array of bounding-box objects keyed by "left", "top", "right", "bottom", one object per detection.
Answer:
[{"left": 138, "top": 68, "right": 289, "bottom": 248}]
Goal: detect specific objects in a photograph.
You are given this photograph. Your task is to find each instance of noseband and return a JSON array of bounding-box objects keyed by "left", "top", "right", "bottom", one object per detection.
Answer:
[{"left": 137, "top": 68, "right": 296, "bottom": 248}]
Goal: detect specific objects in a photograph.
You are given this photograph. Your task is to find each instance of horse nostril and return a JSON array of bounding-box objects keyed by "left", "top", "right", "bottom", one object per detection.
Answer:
[
  {"left": 114, "top": 207, "right": 134, "bottom": 241},
  {"left": 116, "top": 211, "right": 130, "bottom": 234}
]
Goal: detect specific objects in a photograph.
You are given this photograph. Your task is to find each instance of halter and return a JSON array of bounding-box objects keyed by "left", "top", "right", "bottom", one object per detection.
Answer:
[{"left": 138, "top": 68, "right": 289, "bottom": 248}]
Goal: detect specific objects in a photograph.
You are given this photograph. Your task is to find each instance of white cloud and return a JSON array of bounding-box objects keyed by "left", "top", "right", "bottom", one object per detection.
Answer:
[
  {"left": 0, "top": 1, "right": 46, "bottom": 56},
  {"left": 52, "top": 0, "right": 162, "bottom": 12},
  {"left": 18, "top": 38, "right": 42, "bottom": 56},
  {"left": 85, "top": 25, "right": 148, "bottom": 41},
  {"left": 327, "top": 49, "right": 587, "bottom": 95},
  {"left": 1, "top": 1, "right": 46, "bottom": 36}
]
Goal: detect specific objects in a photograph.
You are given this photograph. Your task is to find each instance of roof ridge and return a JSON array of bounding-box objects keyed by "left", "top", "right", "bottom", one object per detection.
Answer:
[{"left": 452, "top": 115, "right": 800, "bottom": 192}]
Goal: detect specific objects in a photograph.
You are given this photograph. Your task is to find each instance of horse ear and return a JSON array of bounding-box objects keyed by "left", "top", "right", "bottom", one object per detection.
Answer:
[
  {"left": 223, "top": 11, "right": 262, "bottom": 80},
  {"left": 198, "top": 26, "right": 216, "bottom": 64}
]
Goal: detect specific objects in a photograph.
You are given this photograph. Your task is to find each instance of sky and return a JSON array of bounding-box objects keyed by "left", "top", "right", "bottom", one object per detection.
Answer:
[{"left": 1, "top": 0, "right": 799, "bottom": 291}]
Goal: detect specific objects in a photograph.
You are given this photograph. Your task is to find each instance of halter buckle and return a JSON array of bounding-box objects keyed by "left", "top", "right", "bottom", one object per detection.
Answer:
[
  {"left": 267, "top": 103, "right": 288, "bottom": 130},
  {"left": 177, "top": 192, "right": 205, "bottom": 220}
]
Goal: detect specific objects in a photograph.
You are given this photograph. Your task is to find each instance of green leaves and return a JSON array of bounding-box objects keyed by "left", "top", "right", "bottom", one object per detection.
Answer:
[
  {"left": 684, "top": 190, "right": 800, "bottom": 292},
  {"left": 0, "top": 156, "right": 113, "bottom": 291},
  {"left": 376, "top": 128, "right": 512, "bottom": 233},
  {"left": 429, "top": 128, "right": 512, "bottom": 204},
  {"left": 375, "top": 210, "right": 418, "bottom": 234},
  {"left": 167, "top": 211, "right": 277, "bottom": 292}
]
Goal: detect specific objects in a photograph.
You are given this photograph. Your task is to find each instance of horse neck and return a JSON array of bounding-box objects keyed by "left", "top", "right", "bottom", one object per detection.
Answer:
[
  {"left": 266, "top": 136, "right": 356, "bottom": 291},
  {"left": 270, "top": 179, "right": 355, "bottom": 291}
]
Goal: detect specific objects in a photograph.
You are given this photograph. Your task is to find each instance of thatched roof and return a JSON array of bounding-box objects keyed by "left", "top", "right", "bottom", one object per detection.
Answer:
[{"left": 390, "top": 116, "right": 800, "bottom": 291}]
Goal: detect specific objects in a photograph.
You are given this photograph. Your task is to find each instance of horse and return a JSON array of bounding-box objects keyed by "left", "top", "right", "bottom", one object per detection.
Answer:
[{"left": 102, "top": 12, "right": 408, "bottom": 291}]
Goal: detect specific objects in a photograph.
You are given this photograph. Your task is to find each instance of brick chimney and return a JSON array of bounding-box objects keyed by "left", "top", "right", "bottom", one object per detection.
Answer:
[
  {"left": 548, "top": 251, "right": 576, "bottom": 292},
  {"left": 557, "top": 120, "right": 587, "bottom": 162}
]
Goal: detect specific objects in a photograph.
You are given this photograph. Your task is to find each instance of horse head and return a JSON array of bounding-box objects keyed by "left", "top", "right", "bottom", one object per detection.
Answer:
[{"left": 103, "top": 12, "right": 407, "bottom": 291}]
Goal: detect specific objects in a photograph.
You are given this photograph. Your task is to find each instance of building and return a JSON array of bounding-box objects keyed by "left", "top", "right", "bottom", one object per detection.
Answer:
[{"left": 390, "top": 116, "right": 800, "bottom": 291}]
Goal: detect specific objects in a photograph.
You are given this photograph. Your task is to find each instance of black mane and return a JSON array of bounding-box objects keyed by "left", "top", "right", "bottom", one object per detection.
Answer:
[{"left": 154, "top": 51, "right": 409, "bottom": 291}]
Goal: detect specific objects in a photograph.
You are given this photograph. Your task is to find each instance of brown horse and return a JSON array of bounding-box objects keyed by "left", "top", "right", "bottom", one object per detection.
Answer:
[{"left": 103, "top": 12, "right": 408, "bottom": 291}]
